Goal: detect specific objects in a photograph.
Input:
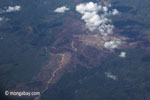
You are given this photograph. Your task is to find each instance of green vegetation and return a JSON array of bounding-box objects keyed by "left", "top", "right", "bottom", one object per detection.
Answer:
[
  {"left": 111, "top": 0, "right": 150, "bottom": 38},
  {"left": 0, "top": 0, "right": 75, "bottom": 86},
  {"left": 41, "top": 48, "right": 150, "bottom": 100}
]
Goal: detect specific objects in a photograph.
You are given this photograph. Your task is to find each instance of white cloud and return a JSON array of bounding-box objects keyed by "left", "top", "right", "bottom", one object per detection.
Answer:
[
  {"left": 54, "top": 6, "right": 70, "bottom": 13},
  {"left": 76, "top": 2, "right": 119, "bottom": 36},
  {"left": 119, "top": 52, "right": 126, "bottom": 58},
  {"left": 0, "top": 17, "right": 4, "bottom": 22},
  {"left": 104, "top": 40, "right": 121, "bottom": 49},
  {"left": 112, "top": 9, "right": 119, "bottom": 15},
  {"left": 6, "top": 6, "right": 21, "bottom": 13},
  {"left": 76, "top": 2, "right": 101, "bottom": 14},
  {"left": 105, "top": 72, "right": 117, "bottom": 80},
  {"left": 0, "top": 6, "right": 21, "bottom": 22},
  {"left": 0, "top": 17, "right": 9, "bottom": 23}
]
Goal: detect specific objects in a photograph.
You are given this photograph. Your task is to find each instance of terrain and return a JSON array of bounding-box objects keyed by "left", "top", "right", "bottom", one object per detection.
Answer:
[{"left": 0, "top": 0, "right": 150, "bottom": 100}]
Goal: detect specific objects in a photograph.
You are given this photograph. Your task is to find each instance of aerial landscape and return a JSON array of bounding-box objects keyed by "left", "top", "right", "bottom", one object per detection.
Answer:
[{"left": 0, "top": 0, "right": 150, "bottom": 100}]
